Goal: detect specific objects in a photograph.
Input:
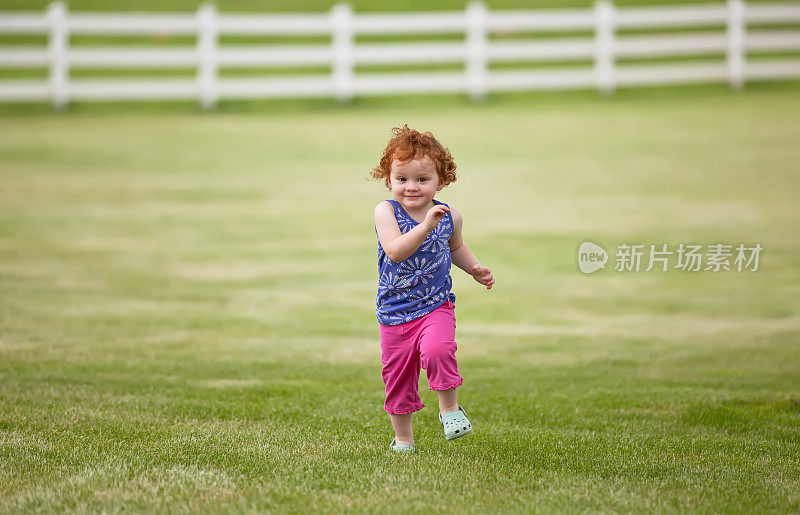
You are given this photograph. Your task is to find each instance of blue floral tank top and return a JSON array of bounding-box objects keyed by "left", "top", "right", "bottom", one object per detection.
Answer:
[{"left": 375, "top": 199, "right": 456, "bottom": 325}]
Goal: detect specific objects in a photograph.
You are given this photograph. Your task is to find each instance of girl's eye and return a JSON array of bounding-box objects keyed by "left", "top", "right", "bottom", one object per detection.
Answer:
[{"left": 419, "top": 178, "right": 427, "bottom": 182}]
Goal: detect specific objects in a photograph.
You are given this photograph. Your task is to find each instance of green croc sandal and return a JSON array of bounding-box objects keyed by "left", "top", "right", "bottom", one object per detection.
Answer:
[
  {"left": 439, "top": 405, "right": 472, "bottom": 441},
  {"left": 390, "top": 438, "right": 416, "bottom": 453}
]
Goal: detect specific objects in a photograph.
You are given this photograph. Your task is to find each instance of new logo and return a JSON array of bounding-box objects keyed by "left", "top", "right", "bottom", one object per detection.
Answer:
[{"left": 578, "top": 241, "right": 608, "bottom": 274}]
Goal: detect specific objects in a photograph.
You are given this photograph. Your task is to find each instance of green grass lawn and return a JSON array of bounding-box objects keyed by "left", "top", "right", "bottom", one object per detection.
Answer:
[{"left": 1, "top": 84, "right": 800, "bottom": 512}]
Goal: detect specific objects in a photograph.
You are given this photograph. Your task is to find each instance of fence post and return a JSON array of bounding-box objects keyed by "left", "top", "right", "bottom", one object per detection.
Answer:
[
  {"left": 47, "top": 1, "right": 69, "bottom": 109},
  {"left": 465, "top": 1, "right": 488, "bottom": 101},
  {"left": 726, "top": 0, "right": 745, "bottom": 89},
  {"left": 331, "top": 3, "right": 354, "bottom": 104},
  {"left": 594, "top": 0, "right": 615, "bottom": 95},
  {"left": 197, "top": 3, "right": 218, "bottom": 109}
]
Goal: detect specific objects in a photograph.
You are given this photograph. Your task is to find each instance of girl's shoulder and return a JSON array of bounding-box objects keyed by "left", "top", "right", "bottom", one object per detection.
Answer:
[
  {"left": 437, "top": 200, "right": 461, "bottom": 227},
  {"left": 375, "top": 199, "right": 398, "bottom": 213},
  {"left": 374, "top": 199, "right": 400, "bottom": 223}
]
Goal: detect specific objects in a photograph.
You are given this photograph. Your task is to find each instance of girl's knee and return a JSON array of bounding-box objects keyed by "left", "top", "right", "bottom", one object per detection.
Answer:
[{"left": 420, "top": 340, "right": 457, "bottom": 365}]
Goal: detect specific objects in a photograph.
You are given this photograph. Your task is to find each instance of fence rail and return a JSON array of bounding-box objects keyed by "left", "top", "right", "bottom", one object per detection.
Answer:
[{"left": 0, "top": 0, "right": 799, "bottom": 107}]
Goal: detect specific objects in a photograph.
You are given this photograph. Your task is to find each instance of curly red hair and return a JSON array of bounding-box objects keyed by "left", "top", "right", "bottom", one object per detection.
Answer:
[{"left": 370, "top": 124, "right": 457, "bottom": 190}]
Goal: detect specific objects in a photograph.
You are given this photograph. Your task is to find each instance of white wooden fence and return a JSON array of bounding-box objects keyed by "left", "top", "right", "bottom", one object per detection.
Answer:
[{"left": 1, "top": 0, "right": 799, "bottom": 108}]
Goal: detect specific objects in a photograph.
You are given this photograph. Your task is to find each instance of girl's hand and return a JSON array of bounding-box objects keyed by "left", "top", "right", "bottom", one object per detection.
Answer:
[
  {"left": 423, "top": 204, "right": 450, "bottom": 231},
  {"left": 471, "top": 263, "right": 494, "bottom": 290}
]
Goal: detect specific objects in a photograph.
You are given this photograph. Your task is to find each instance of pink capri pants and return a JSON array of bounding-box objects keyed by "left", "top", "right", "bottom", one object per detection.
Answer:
[{"left": 379, "top": 300, "right": 463, "bottom": 415}]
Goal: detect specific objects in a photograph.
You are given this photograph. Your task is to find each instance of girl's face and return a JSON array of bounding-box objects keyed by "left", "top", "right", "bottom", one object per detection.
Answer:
[{"left": 388, "top": 155, "right": 443, "bottom": 212}]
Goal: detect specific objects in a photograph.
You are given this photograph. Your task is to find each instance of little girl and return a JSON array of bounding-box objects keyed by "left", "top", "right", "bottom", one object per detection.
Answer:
[{"left": 370, "top": 125, "right": 494, "bottom": 453}]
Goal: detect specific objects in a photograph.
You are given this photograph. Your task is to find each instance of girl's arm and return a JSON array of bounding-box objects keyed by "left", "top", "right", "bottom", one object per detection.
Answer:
[
  {"left": 374, "top": 201, "right": 450, "bottom": 262},
  {"left": 449, "top": 207, "right": 494, "bottom": 290}
]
